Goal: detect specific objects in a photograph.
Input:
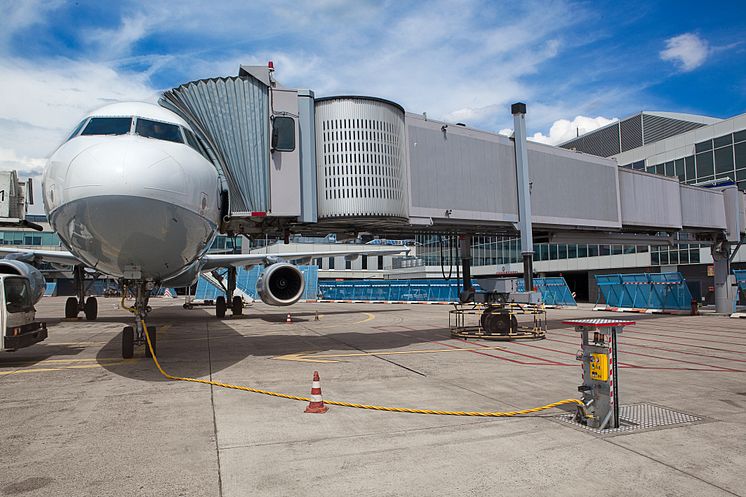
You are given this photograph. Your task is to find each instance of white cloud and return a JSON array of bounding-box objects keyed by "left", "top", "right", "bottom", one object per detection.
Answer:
[
  {"left": 660, "top": 33, "right": 710, "bottom": 72},
  {"left": 528, "top": 115, "right": 618, "bottom": 145},
  {"left": 0, "top": 57, "right": 158, "bottom": 212},
  {"left": 0, "top": 0, "right": 62, "bottom": 49}
]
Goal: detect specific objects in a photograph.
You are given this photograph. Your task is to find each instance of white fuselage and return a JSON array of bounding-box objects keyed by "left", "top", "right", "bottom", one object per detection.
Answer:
[{"left": 42, "top": 103, "right": 222, "bottom": 283}]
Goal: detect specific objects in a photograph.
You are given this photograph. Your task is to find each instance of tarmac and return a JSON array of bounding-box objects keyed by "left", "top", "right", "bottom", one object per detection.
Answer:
[{"left": 1, "top": 297, "right": 745, "bottom": 497}]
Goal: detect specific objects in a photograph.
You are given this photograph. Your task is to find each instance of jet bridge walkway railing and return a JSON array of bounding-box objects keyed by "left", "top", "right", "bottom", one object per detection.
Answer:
[{"left": 594, "top": 272, "right": 693, "bottom": 311}]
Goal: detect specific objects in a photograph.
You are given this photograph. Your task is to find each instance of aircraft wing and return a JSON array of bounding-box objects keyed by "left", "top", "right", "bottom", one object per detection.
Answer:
[
  {"left": 201, "top": 246, "right": 410, "bottom": 271},
  {"left": 0, "top": 247, "right": 82, "bottom": 266}
]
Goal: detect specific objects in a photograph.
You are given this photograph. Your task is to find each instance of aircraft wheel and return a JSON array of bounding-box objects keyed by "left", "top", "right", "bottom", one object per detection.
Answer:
[
  {"left": 232, "top": 296, "right": 243, "bottom": 315},
  {"left": 84, "top": 297, "right": 98, "bottom": 321},
  {"left": 65, "top": 297, "right": 79, "bottom": 318},
  {"left": 122, "top": 326, "right": 134, "bottom": 359},
  {"left": 144, "top": 326, "right": 157, "bottom": 358},
  {"left": 183, "top": 303, "right": 194, "bottom": 310},
  {"left": 216, "top": 296, "right": 226, "bottom": 318}
]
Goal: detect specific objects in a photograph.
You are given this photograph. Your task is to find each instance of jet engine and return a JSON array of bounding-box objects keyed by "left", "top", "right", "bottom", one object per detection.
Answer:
[
  {"left": 0, "top": 259, "right": 46, "bottom": 304},
  {"left": 256, "top": 263, "right": 305, "bottom": 306}
]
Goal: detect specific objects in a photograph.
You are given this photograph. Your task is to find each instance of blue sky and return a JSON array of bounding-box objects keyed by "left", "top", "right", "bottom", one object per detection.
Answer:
[{"left": 1, "top": 0, "right": 745, "bottom": 192}]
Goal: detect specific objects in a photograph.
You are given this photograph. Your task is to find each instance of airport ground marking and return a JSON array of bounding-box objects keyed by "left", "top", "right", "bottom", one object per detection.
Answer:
[
  {"left": 272, "top": 345, "right": 508, "bottom": 363},
  {"left": 0, "top": 360, "right": 132, "bottom": 376},
  {"left": 0, "top": 357, "right": 136, "bottom": 367},
  {"left": 307, "top": 312, "right": 376, "bottom": 329}
]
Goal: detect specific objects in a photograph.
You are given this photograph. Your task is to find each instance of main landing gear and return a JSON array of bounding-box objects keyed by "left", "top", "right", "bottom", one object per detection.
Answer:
[
  {"left": 215, "top": 266, "right": 243, "bottom": 319},
  {"left": 64, "top": 264, "right": 98, "bottom": 320},
  {"left": 121, "top": 281, "right": 156, "bottom": 359}
]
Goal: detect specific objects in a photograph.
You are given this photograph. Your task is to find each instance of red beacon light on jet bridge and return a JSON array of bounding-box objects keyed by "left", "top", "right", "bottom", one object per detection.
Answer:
[{"left": 268, "top": 60, "right": 274, "bottom": 71}]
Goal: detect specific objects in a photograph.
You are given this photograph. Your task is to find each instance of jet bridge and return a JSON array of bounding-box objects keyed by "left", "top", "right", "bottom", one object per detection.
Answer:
[
  {"left": 160, "top": 64, "right": 745, "bottom": 314},
  {"left": 160, "top": 64, "right": 745, "bottom": 248}
]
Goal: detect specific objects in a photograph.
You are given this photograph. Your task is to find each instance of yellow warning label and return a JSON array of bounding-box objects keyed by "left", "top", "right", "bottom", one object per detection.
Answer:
[{"left": 590, "top": 353, "right": 609, "bottom": 381}]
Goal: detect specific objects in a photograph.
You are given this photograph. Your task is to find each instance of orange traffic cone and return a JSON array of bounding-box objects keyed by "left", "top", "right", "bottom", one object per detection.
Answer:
[
  {"left": 304, "top": 371, "right": 328, "bottom": 413},
  {"left": 286, "top": 313, "right": 292, "bottom": 323}
]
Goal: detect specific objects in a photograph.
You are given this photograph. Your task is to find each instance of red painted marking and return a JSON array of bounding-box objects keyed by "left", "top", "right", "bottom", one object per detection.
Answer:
[
  {"left": 554, "top": 327, "right": 746, "bottom": 354},
  {"left": 434, "top": 341, "right": 573, "bottom": 366},
  {"left": 619, "top": 328, "right": 746, "bottom": 347},
  {"left": 643, "top": 322, "right": 746, "bottom": 340},
  {"left": 563, "top": 319, "right": 636, "bottom": 327},
  {"left": 545, "top": 336, "right": 744, "bottom": 372},
  {"left": 452, "top": 338, "right": 573, "bottom": 366},
  {"left": 510, "top": 340, "right": 642, "bottom": 369}
]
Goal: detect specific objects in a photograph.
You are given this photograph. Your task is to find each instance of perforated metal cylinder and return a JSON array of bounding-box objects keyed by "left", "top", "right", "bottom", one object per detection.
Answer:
[{"left": 315, "top": 97, "right": 408, "bottom": 220}]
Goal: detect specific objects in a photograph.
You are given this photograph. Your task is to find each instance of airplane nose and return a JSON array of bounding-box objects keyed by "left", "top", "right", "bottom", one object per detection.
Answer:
[
  {"left": 50, "top": 137, "right": 214, "bottom": 280},
  {"left": 65, "top": 138, "right": 187, "bottom": 195}
]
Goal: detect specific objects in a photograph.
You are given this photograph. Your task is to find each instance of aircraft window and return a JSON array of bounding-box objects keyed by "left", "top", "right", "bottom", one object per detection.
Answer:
[
  {"left": 81, "top": 117, "right": 132, "bottom": 136},
  {"left": 135, "top": 118, "right": 184, "bottom": 143},
  {"left": 67, "top": 119, "right": 88, "bottom": 141}
]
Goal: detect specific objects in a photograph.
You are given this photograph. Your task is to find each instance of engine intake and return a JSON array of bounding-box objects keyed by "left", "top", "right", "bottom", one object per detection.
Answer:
[
  {"left": 0, "top": 259, "right": 46, "bottom": 304},
  {"left": 256, "top": 263, "right": 305, "bottom": 306}
]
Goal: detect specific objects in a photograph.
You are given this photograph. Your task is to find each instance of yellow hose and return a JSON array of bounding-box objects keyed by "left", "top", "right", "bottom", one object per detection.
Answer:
[{"left": 140, "top": 320, "right": 589, "bottom": 418}]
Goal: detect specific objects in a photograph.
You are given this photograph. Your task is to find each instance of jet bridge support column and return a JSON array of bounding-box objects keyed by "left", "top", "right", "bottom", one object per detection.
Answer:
[
  {"left": 459, "top": 235, "right": 473, "bottom": 303},
  {"left": 712, "top": 241, "right": 735, "bottom": 315},
  {"left": 512, "top": 102, "right": 534, "bottom": 292}
]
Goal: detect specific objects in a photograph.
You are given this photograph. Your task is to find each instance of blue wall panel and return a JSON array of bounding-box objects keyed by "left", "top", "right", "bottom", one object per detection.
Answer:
[{"left": 594, "top": 272, "right": 692, "bottom": 310}]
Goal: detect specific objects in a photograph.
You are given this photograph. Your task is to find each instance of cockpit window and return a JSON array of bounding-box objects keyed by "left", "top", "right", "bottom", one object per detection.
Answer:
[
  {"left": 81, "top": 117, "right": 132, "bottom": 136},
  {"left": 135, "top": 118, "right": 184, "bottom": 144},
  {"left": 67, "top": 119, "right": 88, "bottom": 141}
]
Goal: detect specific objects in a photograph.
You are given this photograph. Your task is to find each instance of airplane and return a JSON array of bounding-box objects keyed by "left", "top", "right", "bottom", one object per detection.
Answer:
[{"left": 0, "top": 101, "right": 408, "bottom": 359}]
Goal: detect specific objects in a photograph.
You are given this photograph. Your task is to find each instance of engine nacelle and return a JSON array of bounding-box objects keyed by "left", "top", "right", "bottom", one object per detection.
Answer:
[
  {"left": 0, "top": 259, "right": 46, "bottom": 304},
  {"left": 256, "top": 263, "right": 305, "bottom": 306}
]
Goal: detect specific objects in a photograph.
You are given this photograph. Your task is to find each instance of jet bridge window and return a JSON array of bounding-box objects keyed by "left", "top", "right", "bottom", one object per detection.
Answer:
[
  {"left": 135, "top": 118, "right": 184, "bottom": 144},
  {"left": 271, "top": 116, "right": 295, "bottom": 152},
  {"left": 81, "top": 117, "right": 132, "bottom": 136}
]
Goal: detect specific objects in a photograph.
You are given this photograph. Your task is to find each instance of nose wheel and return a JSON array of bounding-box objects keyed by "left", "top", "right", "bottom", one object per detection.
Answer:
[{"left": 121, "top": 281, "right": 157, "bottom": 359}]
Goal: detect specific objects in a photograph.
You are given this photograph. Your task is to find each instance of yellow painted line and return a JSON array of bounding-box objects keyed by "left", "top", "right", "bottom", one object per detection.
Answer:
[
  {"left": 358, "top": 312, "right": 375, "bottom": 324},
  {"left": 0, "top": 357, "right": 137, "bottom": 368},
  {"left": 308, "top": 312, "right": 376, "bottom": 329},
  {"left": 0, "top": 361, "right": 131, "bottom": 376},
  {"left": 273, "top": 345, "right": 507, "bottom": 363},
  {"left": 44, "top": 342, "right": 107, "bottom": 346}
]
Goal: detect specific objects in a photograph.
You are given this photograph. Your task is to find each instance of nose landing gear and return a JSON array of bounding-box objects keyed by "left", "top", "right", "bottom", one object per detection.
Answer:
[{"left": 120, "top": 281, "right": 157, "bottom": 359}]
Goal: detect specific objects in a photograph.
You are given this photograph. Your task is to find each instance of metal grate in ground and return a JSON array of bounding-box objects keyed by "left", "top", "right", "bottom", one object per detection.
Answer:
[{"left": 555, "top": 403, "right": 704, "bottom": 436}]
